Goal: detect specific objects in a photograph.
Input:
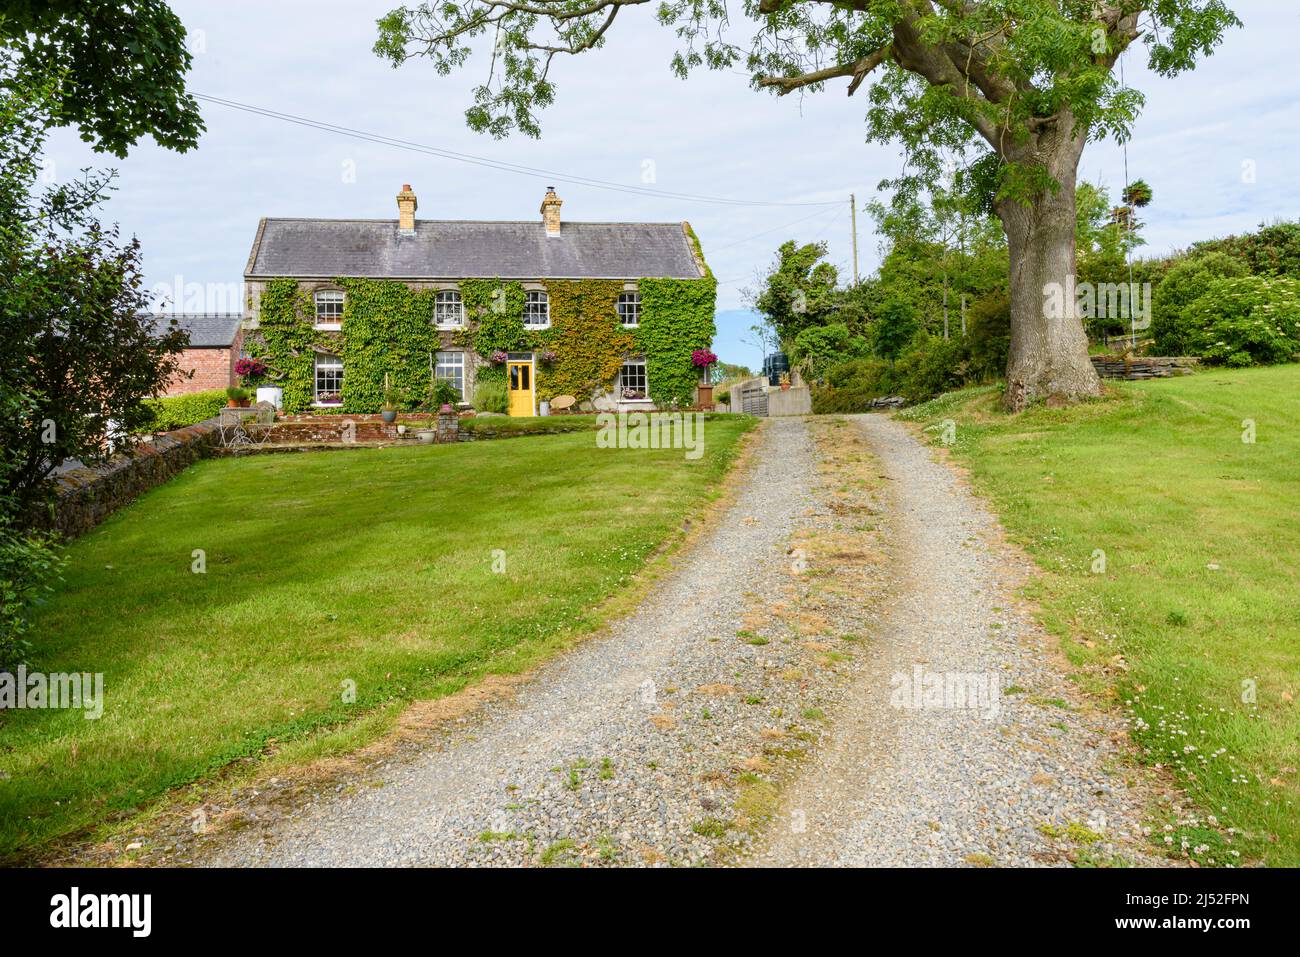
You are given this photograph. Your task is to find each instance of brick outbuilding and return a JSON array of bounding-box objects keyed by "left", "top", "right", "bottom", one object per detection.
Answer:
[{"left": 153, "top": 313, "right": 243, "bottom": 396}]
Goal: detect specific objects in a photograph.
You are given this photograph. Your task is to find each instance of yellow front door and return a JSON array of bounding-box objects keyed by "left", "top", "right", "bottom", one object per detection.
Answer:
[{"left": 507, "top": 361, "right": 534, "bottom": 417}]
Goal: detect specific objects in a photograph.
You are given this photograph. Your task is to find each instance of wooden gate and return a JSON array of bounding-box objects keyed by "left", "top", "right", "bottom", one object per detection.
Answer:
[{"left": 739, "top": 381, "right": 769, "bottom": 416}]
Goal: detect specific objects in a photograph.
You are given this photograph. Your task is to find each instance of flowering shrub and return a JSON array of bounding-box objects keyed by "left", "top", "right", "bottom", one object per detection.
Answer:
[
  {"left": 1183, "top": 276, "right": 1300, "bottom": 367},
  {"left": 691, "top": 348, "right": 718, "bottom": 368}
]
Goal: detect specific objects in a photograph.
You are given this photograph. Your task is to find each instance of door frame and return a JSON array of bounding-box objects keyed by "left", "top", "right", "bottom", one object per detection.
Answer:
[{"left": 506, "top": 353, "right": 536, "bottom": 417}]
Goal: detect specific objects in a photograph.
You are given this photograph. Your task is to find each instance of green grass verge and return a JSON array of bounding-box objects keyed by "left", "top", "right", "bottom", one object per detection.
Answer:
[
  {"left": 900, "top": 366, "right": 1300, "bottom": 866},
  {"left": 0, "top": 418, "right": 754, "bottom": 858}
]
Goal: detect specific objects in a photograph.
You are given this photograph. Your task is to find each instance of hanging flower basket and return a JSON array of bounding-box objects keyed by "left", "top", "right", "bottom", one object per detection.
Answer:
[
  {"left": 691, "top": 349, "right": 718, "bottom": 368},
  {"left": 490, "top": 350, "right": 508, "bottom": 365},
  {"left": 540, "top": 349, "right": 559, "bottom": 364},
  {"left": 235, "top": 357, "right": 269, "bottom": 386}
]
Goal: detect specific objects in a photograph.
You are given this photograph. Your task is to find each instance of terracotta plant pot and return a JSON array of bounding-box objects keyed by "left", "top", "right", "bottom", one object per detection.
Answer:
[
  {"left": 780, "top": 383, "right": 790, "bottom": 391},
  {"left": 227, "top": 399, "right": 239, "bottom": 408}
]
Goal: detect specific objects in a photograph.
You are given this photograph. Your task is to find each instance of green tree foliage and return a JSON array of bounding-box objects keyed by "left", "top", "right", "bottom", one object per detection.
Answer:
[
  {"left": 0, "top": 78, "right": 186, "bottom": 510},
  {"left": 1192, "top": 221, "right": 1300, "bottom": 278},
  {"left": 0, "top": 0, "right": 203, "bottom": 156},
  {"left": 792, "top": 323, "right": 869, "bottom": 380},
  {"left": 751, "top": 240, "right": 840, "bottom": 344},
  {"left": 1151, "top": 251, "right": 1249, "bottom": 355}
]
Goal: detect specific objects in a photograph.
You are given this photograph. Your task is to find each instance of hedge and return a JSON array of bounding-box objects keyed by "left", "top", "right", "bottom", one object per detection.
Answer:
[{"left": 138, "top": 389, "right": 227, "bottom": 433}]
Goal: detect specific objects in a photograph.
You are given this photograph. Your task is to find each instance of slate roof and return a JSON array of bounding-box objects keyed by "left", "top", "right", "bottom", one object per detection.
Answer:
[
  {"left": 150, "top": 312, "right": 242, "bottom": 348},
  {"left": 244, "top": 219, "right": 706, "bottom": 281}
]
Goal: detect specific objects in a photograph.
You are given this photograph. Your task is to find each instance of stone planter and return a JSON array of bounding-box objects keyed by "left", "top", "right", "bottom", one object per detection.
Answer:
[{"left": 416, "top": 429, "right": 437, "bottom": 445}]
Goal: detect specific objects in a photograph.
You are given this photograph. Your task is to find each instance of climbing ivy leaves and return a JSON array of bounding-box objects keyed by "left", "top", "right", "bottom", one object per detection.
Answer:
[{"left": 251, "top": 272, "right": 716, "bottom": 412}]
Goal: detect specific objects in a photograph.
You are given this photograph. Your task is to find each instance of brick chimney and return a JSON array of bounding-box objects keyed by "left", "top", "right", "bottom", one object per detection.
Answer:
[
  {"left": 540, "top": 186, "right": 562, "bottom": 237},
  {"left": 396, "top": 183, "right": 418, "bottom": 233}
]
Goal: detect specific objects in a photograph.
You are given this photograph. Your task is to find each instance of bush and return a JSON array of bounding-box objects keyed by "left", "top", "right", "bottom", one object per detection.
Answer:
[
  {"left": 473, "top": 379, "right": 508, "bottom": 414},
  {"left": 791, "top": 322, "right": 869, "bottom": 380},
  {"left": 895, "top": 333, "right": 970, "bottom": 403},
  {"left": 1151, "top": 252, "right": 1249, "bottom": 355},
  {"left": 1182, "top": 276, "right": 1300, "bottom": 367},
  {"left": 811, "top": 357, "right": 901, "bottom": 413},
  {"left": 964, "top": 290, "right": 1011, "bottom": 381},
  {"left": 138, "top": 389, "right": 227, "bottom": 433},
  {"left": 1193, "top": 221, "right": 1300, "bottom": 278}
]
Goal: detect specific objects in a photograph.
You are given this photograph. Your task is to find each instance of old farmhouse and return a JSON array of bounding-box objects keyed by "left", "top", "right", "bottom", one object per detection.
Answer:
[{"left": 240, "top": 186, "right": 716, "bottom": 416}]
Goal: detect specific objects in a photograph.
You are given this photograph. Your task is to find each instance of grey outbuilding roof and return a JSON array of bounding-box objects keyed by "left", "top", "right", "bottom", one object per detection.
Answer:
[
  {"left": 244, "top": 219, "right": 707, "bottom": 281},
  {"left": 150, "top": 312, "right": 242, "bottom": 347}
]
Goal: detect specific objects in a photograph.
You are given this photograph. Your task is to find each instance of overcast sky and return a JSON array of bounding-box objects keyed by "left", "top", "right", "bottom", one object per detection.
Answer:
[{"left": 42, "top": 0, "right": 1299, "bottom": 371}]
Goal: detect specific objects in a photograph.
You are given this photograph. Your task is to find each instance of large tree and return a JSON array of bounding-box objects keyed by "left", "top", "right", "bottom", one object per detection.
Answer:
[
  {"left": 0, "top": 0, "right": 203, "bottom": 155},
  {"left": 375, "top": 0, "right": 1238, "bottom": 409}
]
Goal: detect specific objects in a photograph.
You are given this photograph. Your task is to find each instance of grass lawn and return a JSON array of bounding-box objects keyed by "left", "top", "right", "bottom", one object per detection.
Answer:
[
  {"left": 900, "top": 365, "right": 1300, "bottom": 866},
  {"left": 0, "top": 418, "right": 754, "bottom": 859}
]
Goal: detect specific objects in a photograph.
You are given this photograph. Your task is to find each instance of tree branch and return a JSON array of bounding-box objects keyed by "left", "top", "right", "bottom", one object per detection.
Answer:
[{"left": 757, "top": 45, "right": 891, "bottom": 97}]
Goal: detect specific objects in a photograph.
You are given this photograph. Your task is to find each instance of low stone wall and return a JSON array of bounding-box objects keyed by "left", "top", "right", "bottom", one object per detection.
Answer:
[
  {"left": 36, "top": 419, "right": 222, "bottom": 539},
  {"left": 267, "top": 413, "right": 459, "bottom": 444}
]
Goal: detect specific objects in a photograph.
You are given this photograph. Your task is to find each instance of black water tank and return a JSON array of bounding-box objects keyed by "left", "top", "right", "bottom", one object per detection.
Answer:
[{"left": 763, "top": 351, "right": 789, "bottom": 386}]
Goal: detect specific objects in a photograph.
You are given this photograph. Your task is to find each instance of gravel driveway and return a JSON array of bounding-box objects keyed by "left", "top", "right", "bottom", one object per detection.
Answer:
[
  {"left": 197, "top": 413, "right": 1167, "bottom": 868},
  {"left": 203, "top": 417, "right": 824, "bottom": 867},
  {"left": 751, "top": 414, "right": 1167, "bottom": 867}
]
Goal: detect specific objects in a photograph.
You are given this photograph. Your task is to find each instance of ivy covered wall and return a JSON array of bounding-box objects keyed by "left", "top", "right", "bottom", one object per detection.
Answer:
[{"left": 247, "top": 270, "right": 715, "bottom": 414}]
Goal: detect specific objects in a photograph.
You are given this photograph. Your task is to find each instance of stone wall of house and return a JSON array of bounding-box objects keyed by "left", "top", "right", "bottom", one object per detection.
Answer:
[{"left": 36, "top": 419, "right": 222, "bottom": 539}]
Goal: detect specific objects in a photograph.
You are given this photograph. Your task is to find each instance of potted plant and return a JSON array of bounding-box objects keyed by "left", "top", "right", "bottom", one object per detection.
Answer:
[
  {"left": 779, "top": 371, "right": 791, "bottom": 391},
  {"left": 381, "top": 373, "right": 400, "bottom": 424},
  {"left": 691, "top": 348, "right": 718, "bottom": 409},
  {"left": 225, "top": 386, "right": 252, "bottom": 408},
  {"left": 428, "top": 379, "right": 460, "bottom": 412}
]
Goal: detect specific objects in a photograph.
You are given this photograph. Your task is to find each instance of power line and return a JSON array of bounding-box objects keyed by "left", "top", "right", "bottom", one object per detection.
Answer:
[{"left": 193, "top": 93, "right": 843, "bottom": 209}]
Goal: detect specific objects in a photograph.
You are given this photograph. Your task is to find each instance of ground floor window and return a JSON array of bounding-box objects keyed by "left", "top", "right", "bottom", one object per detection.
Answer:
[
  {"left": 619, "top": 359, "right": 648, "bottom": 400},
  {"left": 435, "top": 351, "right": 465, "bottom": 398},
  {"left": 314, "top": 353, "right": 343, "bottom": 404}
]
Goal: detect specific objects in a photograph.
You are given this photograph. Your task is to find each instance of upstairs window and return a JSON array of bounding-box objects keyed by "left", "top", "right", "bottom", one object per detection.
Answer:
[
  {"left": 435, "top": 290, "right": 464, "bottom": 327},
  {"left": 619, "top": 359, "right": 648, "bottom": 400},
  {"left": 523, "top": 290, "right": 550, "bottom": 327},
  {"left": 617, "top": 292, "right": 641, "bottom": 328},
  {"left": 314, "top": 290, "right": 344, "bottom": 328}
]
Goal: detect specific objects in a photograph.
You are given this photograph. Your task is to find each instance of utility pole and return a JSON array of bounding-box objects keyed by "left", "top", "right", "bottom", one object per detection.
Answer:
[{"left": 850, "top": 193, "right": 860, "bottom": 287}]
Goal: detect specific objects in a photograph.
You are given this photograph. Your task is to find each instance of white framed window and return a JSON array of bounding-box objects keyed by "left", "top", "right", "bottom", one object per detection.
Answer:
[
  {"left": 619, "top": 359, "right": 648, "bottom": 400},
  {"left": 314, "top": 290, "right": 344, "bottom": 329},
  {"left": 435, "top": 351, "right": 465, "bottom": 398},
  {"left": 435, "top": 289, "right": 464, "bottom": 327},
  {"left": 523, "top": 289, "right": 550, "bottom": 328},
  {"left": 617, "top": 291, "right": 641, "bottom": 328},
  {"left": 314, "top": 353, "right": 344, "bottom": 405}
]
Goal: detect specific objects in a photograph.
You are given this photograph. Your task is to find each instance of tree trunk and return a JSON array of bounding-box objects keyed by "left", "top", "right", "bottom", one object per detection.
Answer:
[{"left": 997, "top": 145, "right": 1101, "bottom": 412}]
